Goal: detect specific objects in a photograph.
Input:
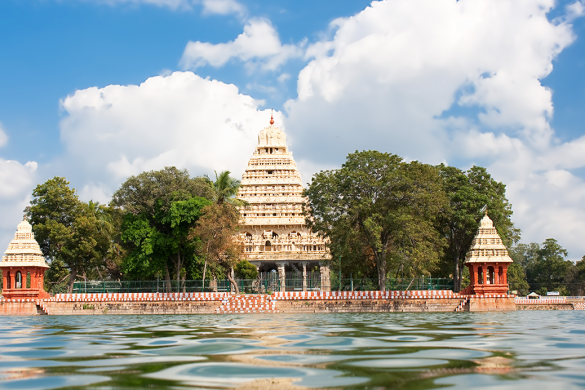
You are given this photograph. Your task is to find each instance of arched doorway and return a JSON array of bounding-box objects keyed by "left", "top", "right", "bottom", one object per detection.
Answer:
[{"left": 487, "top": 266, "right": 495, "bottom": 285}]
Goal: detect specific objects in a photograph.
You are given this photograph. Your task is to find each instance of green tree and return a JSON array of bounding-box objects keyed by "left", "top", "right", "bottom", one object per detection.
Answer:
[
  {"left": 511, "top": 239, "right": 577, "bottom": 295},
  {"left": 192, "top": 203, "right": 244, "bottom": 293},
  {"left": 27, "top": 177, "right": 79, "bottom": 261},
  {"left": 509, "top": 242, "right": 540, "bottom": 274},
  {"left": 574, "top": 256, "right": 585, "bottom": 295},
  {"left": 530, "top": 238, "right": 572, "bottom": 293},
  {"left": 53, "top": 202, "right": 112, "bottom": 292},
  {"left": 437, "top": 165, "right": 519, "bottom": 291},
  {"left": 507, "top": 263, "right": 530, "bottom": 295},
  {"left": 305, "top": 151, "right": 447, "bottom": 291},
  {"left": 210, "top": 170, "right": 246, "bottom": 206},
  {"left": 113, "top": 167, "right": 213, "bottom": 289},
  {"left": 235, "top": 260, "right": 258, "bottom": 279},
  {"left": 27, "top": 178, "right": 111, "bottom": 292}
]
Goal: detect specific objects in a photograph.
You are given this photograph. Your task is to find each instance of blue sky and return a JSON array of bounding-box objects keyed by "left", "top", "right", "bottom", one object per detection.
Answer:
[
  {"left": 1, "top": 0, "right": 585, "bottom": 259},
  {"left": 0, "top": 0, "right": 373, "bottom": 162}
]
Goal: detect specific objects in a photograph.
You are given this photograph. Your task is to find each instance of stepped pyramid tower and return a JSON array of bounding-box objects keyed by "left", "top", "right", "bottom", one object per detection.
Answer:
[
  {"left": 462, "top": 211, "right": 512, "bottom": 295},
  {"left": 237, "top": 116, "right": 331, "bottom": 291},
  {"left": 1, "top": 219, "right": 50, "bottom": 299}
]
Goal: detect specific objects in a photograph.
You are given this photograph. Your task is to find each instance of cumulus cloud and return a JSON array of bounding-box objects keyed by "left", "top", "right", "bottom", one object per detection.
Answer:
[
  {"left": 0, "top": 159, "right": 38, "bottom": 260},
  {"left": 71, "top": 0, "right": 245, "bottom": 14},
  {"left": 201, "top": 0, "right": 245, "bottom": 16},
  {"left": 180, "top": 18, "right": 304, "bottom": 71},
  {"left": 0, "top": 123, "right": 7, "bottom": 148},
  {"left": 45, "top": 0, "right": 585, "bottom": 259},
  {"left": 58, "top": 71, "right": 279, "bottom": 200},
  {"left": 283, "top": 0, "right": 585, "bottom": 258}
]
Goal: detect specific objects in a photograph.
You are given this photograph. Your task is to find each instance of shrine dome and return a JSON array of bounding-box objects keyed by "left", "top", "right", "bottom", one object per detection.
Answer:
[
  {"left": 464, "top": 213, "right": 513, "bottom": 264},
  {"left": 0, "top": 219, "right": 49, "bottom": 269}
]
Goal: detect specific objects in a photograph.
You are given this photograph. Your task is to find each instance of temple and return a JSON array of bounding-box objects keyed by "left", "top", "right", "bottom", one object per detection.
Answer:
[
  {"left": 462, "top": 211, "right": 512, "bottom": 295},
  {"left": 237, "top": 117, "right": 331, "bottom": 291},
  {"left": 1, "top": 219, "right": 50, "bottom": 300}
]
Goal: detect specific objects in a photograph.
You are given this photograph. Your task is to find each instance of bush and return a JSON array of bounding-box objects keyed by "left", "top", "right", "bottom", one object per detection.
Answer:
[{"left": 235, "top": 260, "right": 258, "bottom": 279}]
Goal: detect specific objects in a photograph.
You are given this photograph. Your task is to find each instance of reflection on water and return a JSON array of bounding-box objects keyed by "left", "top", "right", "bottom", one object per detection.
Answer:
[{"left": 0, "top": 311, "right": 584, "bottom": 389}]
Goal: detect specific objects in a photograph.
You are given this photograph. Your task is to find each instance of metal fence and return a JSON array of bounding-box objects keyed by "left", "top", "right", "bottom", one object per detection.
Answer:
[
  {"left": 72, "top": 276, "right": 453, "bottom": 294},
  {"left": 330, "top": 276, "right": 453, "bottom": 292}
]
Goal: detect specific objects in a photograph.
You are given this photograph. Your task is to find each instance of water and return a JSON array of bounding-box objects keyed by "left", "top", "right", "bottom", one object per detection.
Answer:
[{"left": 0, "top": 311, "right": 584, "bottom": 389}]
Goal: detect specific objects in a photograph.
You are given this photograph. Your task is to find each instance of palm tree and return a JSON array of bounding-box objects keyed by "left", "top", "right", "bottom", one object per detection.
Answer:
[{"left": 210, "top": 171, "right": 247, "bottom": 207}]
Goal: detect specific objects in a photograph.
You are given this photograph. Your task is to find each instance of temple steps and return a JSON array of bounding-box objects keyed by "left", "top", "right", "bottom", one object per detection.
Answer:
[{"left": 215, "top": 294, "right": 279, "bottom": 314}]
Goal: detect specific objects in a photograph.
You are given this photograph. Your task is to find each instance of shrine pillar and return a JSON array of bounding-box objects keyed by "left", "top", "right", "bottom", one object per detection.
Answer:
[
  {"left": 320, "top": 264, "right": 331, "bottom": 292},
  {"left": 277, "top": 264, "right": 286, "bottom": 292}
]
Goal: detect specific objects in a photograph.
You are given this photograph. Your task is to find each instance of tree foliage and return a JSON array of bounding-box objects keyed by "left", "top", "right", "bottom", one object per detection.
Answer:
[
  {"left": 305, "top": 151, "right": 447, "bottom": 291},
  {"left": 507, "top": 263, "right": 530, "bottom": 295},
  {"left": 235, "top": 260, "right": 258, "bottom": 279},
  {"left": 210, "top": 170, "right": 246, "bottom": 206},
  {"left": 436, "top": 165, "right": 519, "bottom": 291},
  {"left": 510, "top": 239, "right": 582, "bottom": 295},
  {"left": 192, "top": 203, "right": 244, "bottom": 293},
  {"left": 113, "top": 167, "right": 213, "bottom": 290},
  {"left": 27, "top": 178, "right": 113, "bottom": 293}
]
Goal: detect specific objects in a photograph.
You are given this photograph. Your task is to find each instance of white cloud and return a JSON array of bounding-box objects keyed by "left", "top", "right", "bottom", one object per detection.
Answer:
[
  {"left": 70, "top": 0, "right": 246, "bottom": 14},
  {"left": 201, "top": 0, "right": 245, "bottom": 16},
  {"left": 0, "top": 158, "right": 38, "bottom": 259},
  {"left": 277, "top": 73, "right": 291, "bottom": 83},
  {"left": 43, "top": 0, "right": 585, "bottom": 260},
  {"left": 0, "top": 123, "right": 7, "bottom": 148},
  {"left": 58, "top": 71, "right": 279, "bottom": 198},
  {"left": 0, "top": 160, "right": 37, "bottom": 199},
  {"left": 79, "top": 0, "right": 192, "bottom": 10},
  {"left": 180, "top": 18, "right": 304, "bottom": 71},
  {"left": 283, "top": 0, "right": 585, "bottom": 258}
]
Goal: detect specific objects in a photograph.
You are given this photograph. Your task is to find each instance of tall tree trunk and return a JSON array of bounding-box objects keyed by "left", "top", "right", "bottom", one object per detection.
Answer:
[
  {"left": 458, "top": 261, "right": 464, "bottom": 291},
  {"left": 227, "top": 266, "right": 239, "bottom": 294},
  {"left": 453, "top": 252, "right": 460, "bottom": 292},
  {"left": 202, "top": 260, "right": 207, "bottom": 292},
  {"left": 176, "top": 252, "right": 181, "bottom": 286},
  {"left": 376, "top": 253, "right": 387, "bottom": 291},
  {"left": 67, "top": 268, "right": 77, "bottom": 294},
  {"left": 164, "top": 262, "right": 171, "bottom": 293}
]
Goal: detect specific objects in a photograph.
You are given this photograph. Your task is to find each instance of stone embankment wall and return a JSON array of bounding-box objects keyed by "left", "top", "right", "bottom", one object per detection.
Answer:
[
  {"left": 514, "top": 297, "right": 584, "bottom": 311},
  {"left": 44, "top": 301, "right": 221, "bottom": 315},
  {"left": 6, "top": 291, "right": 584, "bottom": 315},
  {"left": 276, "top": 298, "right": 464, "bottom": 313},
  {"left": 0, "top": 301, "right": 39, "bottom": 316},
  {"left": 469, "top": 297, "right": 516, "bottom": 311},
  {"left": 516, "top": 303, "right": 575, "bottom": 311}
]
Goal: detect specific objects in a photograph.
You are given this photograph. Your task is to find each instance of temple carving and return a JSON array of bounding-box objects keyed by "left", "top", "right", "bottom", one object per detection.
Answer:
[
  {"left": 237, "top": 117, "right": 331, "bottom": 291},
  {"left": 462, "top": 211, "right": 512, "bottom": 295}
]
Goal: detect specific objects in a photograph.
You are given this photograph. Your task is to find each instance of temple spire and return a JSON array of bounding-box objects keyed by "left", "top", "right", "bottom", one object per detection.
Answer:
[{"left": 270, "top": 109, "right": 274, "bottom": 125}]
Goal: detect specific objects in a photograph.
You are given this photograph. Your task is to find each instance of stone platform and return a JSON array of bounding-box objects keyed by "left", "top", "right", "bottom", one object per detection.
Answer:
[{"left": 0, "top": 290, "right": 527, "bottom": 315}]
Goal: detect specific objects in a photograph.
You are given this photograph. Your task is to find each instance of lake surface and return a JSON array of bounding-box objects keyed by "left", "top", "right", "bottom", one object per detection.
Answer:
[{"left": 0, "top": 311, "right": 584, "bottom": 389}]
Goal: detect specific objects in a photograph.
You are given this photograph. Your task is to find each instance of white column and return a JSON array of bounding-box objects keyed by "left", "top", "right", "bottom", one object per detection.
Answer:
[
  {"left": 320, "top": 264, "right": 330, "bottom": 292},
  {"left": 278, "top": 264, "right": 286, "bottom": 292},
  {"left": 302, "top": 262, "right": 307, "bottom": 292}
]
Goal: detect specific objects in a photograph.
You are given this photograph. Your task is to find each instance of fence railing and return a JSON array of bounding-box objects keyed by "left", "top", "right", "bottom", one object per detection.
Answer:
[
  {"left": 330, "top": 277, "right": 454, "bottom": 292},
  {"left": 72, "top": 276, "right": 453, "bottom": 294}
]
